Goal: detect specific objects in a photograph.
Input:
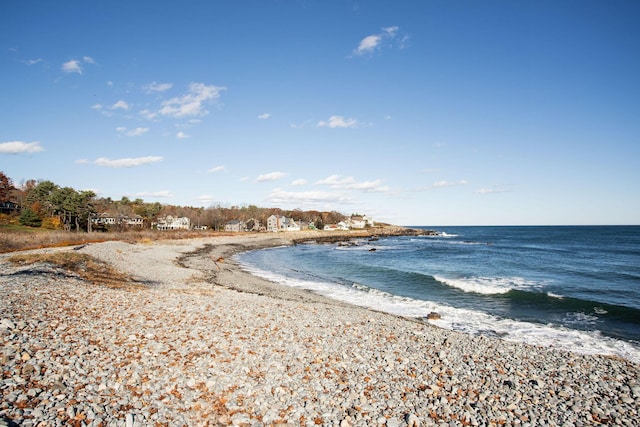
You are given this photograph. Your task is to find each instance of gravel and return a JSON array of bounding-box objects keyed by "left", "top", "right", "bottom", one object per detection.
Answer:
[{"left": 1, "top": 235, "right": 639, "bottom": 426}]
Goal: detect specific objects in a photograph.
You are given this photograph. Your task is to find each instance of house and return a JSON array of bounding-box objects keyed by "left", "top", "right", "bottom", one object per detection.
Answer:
[
  {"left": 92, "top": 213, "right": 144, "bottom": 228},
  {"left": 155, "top": 215, "right": 190, "bottom": 230},
  {"left": 0, "top": 201, "right": 20, "bottom": 214},
  {"left": 324, "top": 221, "right": 349, "bottom": 231},
  {"left": 346, "top": 215, "right": 374, "bottom": 229},
  {"left": 245, "top": 218, "right": 260, "bottom": 232},
  {"left": 224, "top": 219, "right": 245, "bottom": 232},
  {"left": 123, "top": 215, "right": 144, "bottom": 227},
  {"left": 267, "top": 215, "right": 300, "bottom": 232}
]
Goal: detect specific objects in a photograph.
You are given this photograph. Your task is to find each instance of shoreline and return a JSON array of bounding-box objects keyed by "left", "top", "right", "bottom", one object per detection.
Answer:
[{"left": 1, "top": 228, "right": 639, "bottom": 426}]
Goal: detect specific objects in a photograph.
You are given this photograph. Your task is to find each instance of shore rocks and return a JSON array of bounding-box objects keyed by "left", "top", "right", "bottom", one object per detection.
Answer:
[{"left": 1, "top": 236, "right": 639, "bottom": 426}]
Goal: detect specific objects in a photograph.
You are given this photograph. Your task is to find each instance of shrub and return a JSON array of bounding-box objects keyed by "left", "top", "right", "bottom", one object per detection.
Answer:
[{"left": 19, "top": 208, "right": 42, "bottom": 227}]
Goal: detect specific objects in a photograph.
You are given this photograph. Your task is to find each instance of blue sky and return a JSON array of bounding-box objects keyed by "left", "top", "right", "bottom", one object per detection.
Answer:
[{"left": 1, "top": 1, "right": 639, "bottom": 226}]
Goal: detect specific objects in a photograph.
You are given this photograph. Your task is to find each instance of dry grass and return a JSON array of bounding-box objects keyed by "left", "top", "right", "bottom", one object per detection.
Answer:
[
  {"left": 6, "top": 251, "right": 142, "bottom": 290},
  {"left": 0, "top": 229, "right": 225, "bottom": 254}
]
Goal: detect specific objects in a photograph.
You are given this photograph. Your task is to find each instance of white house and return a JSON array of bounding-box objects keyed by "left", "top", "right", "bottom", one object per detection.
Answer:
[
  {"left": 346, "top": 215, "right": 374, "bottom": 229},
  {"left": 155, "top": 215, "right": 190, "bottom": 230},
  {"left": 267, "top": 215, "right": 300, "bottom": 232}
]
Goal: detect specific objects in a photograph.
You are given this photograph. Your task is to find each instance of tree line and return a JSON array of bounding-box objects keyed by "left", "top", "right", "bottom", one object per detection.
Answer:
[{"left": 0, "top": 171, "right": 347, "bottom": 232}]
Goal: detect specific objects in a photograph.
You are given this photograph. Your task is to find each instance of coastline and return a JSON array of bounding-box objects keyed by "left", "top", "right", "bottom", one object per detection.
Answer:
[{"left": 1, "top": 228, "right": 639, "bottom": 426}]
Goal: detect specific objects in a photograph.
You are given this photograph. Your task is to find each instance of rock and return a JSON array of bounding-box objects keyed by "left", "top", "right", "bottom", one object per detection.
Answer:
[
  {"left": 426, "top": 312, "right": 441, "bottom": 320},
  {"left": 405, "top": 413, "right": 421, "bottom": 427},
  {"left": 0, "top": 319, "right": 15, "bottom": 330}
]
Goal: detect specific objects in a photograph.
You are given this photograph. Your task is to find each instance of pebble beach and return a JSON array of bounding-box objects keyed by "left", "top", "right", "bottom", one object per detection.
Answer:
[{"left": 1, "top": 231, "right": 639, "bottom": 426}]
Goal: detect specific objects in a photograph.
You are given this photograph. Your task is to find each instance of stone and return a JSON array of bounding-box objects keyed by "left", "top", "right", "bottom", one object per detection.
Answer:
[
  {"left": 426, "top": 312, "right": 441, "bottom": 320},
  {"left": 405, "top": 413, "right": 421, "bottom": 427}
]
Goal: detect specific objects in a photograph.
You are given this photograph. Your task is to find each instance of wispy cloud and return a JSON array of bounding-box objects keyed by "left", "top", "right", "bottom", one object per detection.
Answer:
[
  {"left": 256, "top": 171, "right": 287, "bottom": 182},
  {"left": 258, "top": 113, "right": 271, "bottom": 120},
  {"left": 475, "top": 185, "right": 510, "bottom": 195},
  {"left": 117, "top": 127, "right": 149, "bottom": 137},
  {"left": 208, "top": 165, "right": 225, "bottom": 173},
  {"left": 135, "top": 190, "right": 173, "bottom": 198},
  {"left": 159, "top": 82, "right": 225, "bottom": 118},
  {"left": 62, "top": 59, "right": 82, "bottom": 74},
  {"left": 352, "top": 26, "right": 406, "bottom": 56},
  {"left": 266, "top": 188, "right": 355, "bottom": 207},
  {"left": 94, "top": 156, "right": 163, "bottom": 168},
  {"left": 111, "top": 100, "right": 129, "bottom": 110},
  {"left": 0, "top": 141, "right": 44, "bottom": 154},
  {"left": 430, "top": 180, "right": 469, "bottom": 189},
  {"left": 292, "top": 179, "right": 307, "bottom": 186},
  {"left": 25, "top": 58, "right": 44, "bottom": 66},
  {"left": 316, "top": 174, "right": 389, "bottom": 192},
  {"left": 317, "top": 115, "right": 359, "bottom": 129},
  {"left": 144, "top": 81, "right": 173, "bottom": 93},
  {"left": 176, "top": 131, "right": 190, "bottom": 139},
  {"left": 61, "top": 56, "right": 95, "bottom": 74}
]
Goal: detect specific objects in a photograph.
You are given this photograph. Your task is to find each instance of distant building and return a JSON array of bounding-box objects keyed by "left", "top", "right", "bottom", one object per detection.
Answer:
[
  {"left": 267, "top": 215, "right": 301, "bottom": 232},
  {"left": 155, "top": 215, "right": 190, "bottom": 230},
  {"left": 224, "top": 219, "right": 245, "bottom": 232}
]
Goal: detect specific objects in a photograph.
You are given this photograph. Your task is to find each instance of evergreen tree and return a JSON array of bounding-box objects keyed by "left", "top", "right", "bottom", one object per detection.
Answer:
[{"left": 19, "top": 207, "right": 42, "bottom": 227}]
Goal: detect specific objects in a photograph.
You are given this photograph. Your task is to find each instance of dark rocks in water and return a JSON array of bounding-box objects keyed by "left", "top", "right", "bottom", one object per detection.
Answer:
[
  {"left": 426, "top": 312, "right": 441, "bottom": 320},
  {"left": 368, "top": 248, "right": 377, "bottom": 252}
]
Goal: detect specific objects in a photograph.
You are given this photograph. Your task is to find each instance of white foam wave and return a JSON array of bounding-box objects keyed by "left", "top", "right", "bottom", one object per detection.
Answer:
[
  {"left": 237, "top": 261, "right": 640, "bottom": 364},
  {"left": 440, "top": 232, "right": 459, "bottom": 238},
  {"left": 435, "top": 275, "right": 540, "bottom": 295}
]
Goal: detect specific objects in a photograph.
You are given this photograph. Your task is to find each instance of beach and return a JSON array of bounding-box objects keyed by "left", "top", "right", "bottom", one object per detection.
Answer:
[{"left": 1, "top": 230, "right": 639, "bottom": 426}]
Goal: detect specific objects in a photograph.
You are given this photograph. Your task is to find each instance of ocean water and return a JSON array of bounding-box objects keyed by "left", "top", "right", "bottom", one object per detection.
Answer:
[{"left": 235, "top": 226, "right": 640, "bottom": 364}]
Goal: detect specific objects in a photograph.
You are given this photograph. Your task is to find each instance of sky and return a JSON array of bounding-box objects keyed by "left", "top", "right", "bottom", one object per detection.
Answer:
[{"left": 1, "top": 0, "right": 639, "bottom": 226}]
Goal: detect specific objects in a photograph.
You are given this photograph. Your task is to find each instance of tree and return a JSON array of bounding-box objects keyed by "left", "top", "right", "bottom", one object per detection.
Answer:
[
  {"left": 0, "top": 172, "right": 14, "bottom": 203},
  {"left": 19, "top": 207, "right": 42, "bottom": 227}
]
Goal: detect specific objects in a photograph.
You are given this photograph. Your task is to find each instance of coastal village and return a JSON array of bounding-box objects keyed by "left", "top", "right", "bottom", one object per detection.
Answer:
[{"left": 92, "top": 212, "right": 375, "bottom": 233}]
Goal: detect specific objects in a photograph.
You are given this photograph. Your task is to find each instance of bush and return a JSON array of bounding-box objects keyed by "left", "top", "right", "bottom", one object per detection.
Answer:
[
  {"left": 19, "top": 208, "right": 42, "bottom": 227},
  {"left": 41, "top": 216, "right": 62, "bottom": 230}
]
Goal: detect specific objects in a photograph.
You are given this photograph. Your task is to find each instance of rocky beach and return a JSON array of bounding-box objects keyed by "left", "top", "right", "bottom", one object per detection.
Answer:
[{"left": 1, "top": 229, "right": 639, "bottom": 426}]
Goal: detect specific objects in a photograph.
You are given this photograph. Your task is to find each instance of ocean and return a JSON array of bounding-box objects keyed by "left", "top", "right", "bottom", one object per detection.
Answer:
[{"left": 235, "top": 226, "right": 640, "bottom": 364}]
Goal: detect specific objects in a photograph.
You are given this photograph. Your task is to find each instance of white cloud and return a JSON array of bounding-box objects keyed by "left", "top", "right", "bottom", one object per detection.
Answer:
[
  {"left": 139, "top": 109, "right": 158, "bottom": 120},
  {"left": 26, "top": 58, "right": 43, "bottom": 65},
  {"left": 62, "top": 60, "right": 82, "bottom": 74},
  {"left": 356, "top": 35, "right": 382, "bottom": 55},
  {"left": 176, "top": 131, "right": 190, "bottom": 139},
  {"left": 196, "top": 195, "right": 215, "bottom": 204},
  {"left": 159, "top": 82, "right": 225, "bottom": 118},
  {"left": 135, "top": 190, "right": 173, "bottom": 198},
  {"left": 317, "top": 115, "right": 358, "bottom": 129},
  {"left": 352, "top": 26, "right": 406, "bottom": 56},
  {"left": 316, "top": 174, "right": 390, "bottom": 192},
  {"left": 431, "top": 180, "right": 468, "bottom": 189},
  {"left": 61, "top": 56, "right": 95, "bottom": 74},
  {"left": 256, "top": 171, "right": 287, "bottom": 182},
  {"left": 91, "top": 104, "right": 103, "bottom": 110},
  {"left": 111, "top": 100, "right": 129, "bottom": 110},
  {"left": 129, "top": 127, "right": 149, "bottom": 136},
  {"left": 475, "top": 185, "right": 509, "bottom": 195},
  {"left": 94, "top": 156, "right": 163, "bottom": 168},
  {"left": 116, "top": 127, "right": 149, "bottom": 137},
  {"left": 208, "top": 165, "right": 225, "bottom": 173},
  {"left": 292, "top": 179, "right": 307, "bottom": 186},
  {"left": 266, "top": 188, "right": 355, "bottom": 206},
  {"left": 144, "top": 81, "right": 173, "bottom": 93},
  {"left": 0, "top": 141, "right": 44, "bottom": 154},
  {"left": 258, "top": 113, "right": 271, "bottom": 120}
]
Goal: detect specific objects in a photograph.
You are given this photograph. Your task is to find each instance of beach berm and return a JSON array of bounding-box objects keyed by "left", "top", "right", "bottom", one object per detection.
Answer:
[{"left": 1, "top": 228, "right": 638, "bottom": 426}]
